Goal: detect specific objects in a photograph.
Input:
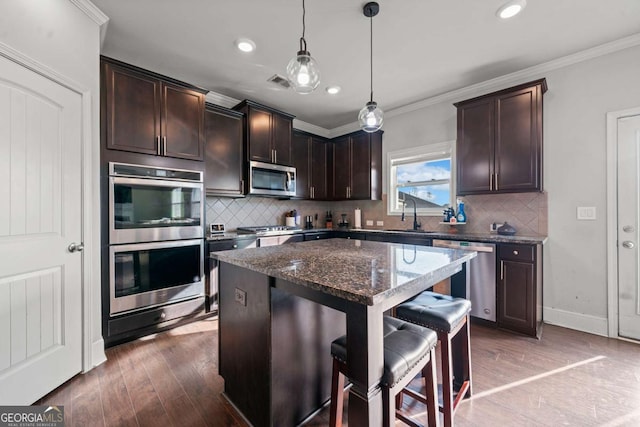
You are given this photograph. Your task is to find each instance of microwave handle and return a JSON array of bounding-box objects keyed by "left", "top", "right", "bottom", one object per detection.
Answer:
[{"left": 285, "top": 171, "right": 292, "bottom": 191}]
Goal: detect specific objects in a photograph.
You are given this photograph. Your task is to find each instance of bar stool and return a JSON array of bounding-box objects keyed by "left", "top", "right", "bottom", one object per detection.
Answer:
[
  {"left": 395, "top": 291, "right": 472, "bottom": 427},
  {"left": 329, "top": 316, "right": 439, "bottom": 427}
]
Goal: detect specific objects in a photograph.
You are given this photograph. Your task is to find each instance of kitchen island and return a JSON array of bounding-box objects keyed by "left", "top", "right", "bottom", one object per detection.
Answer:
[{"left": 213, "top": 238, "right": 477, "bottom": 426}]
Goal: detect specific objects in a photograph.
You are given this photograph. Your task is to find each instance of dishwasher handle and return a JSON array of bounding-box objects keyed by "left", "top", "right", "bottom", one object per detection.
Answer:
[{"left": 432, "top": 239, "right": 495, "bottom": 253}]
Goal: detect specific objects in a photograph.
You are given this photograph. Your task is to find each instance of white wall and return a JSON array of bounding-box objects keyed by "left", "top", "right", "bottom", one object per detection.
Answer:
[
  {"left": 381, "top": 44, "right": 640, "bottom": 336},
  {"left": 0, "top": 0, "right": 106, "bottom": 366}
]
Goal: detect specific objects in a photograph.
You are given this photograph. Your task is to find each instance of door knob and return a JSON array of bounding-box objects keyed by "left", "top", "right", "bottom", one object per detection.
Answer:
[
  {"left": 622, "top": 241, "right": 635, "bottom": 249},
  {"left": 68, "top": 242, "right": 84, "bottom": 253}
]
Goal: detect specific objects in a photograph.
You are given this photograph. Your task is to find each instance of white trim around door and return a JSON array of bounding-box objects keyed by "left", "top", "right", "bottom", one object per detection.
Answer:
[{"left": 606, "top": 106, "right": 640, "bottom": 339}]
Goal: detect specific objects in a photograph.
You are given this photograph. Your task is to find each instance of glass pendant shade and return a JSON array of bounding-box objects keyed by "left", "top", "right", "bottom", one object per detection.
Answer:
[
  {"left": 286, "top": 50, "right": 320, "bottom": 94},
  {"left": 358, "top": 101, "right": 384, "bottom": 133}
]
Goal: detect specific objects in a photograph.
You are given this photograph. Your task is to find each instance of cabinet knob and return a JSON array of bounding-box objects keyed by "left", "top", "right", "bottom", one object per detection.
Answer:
[
  {"left": 233, "top": 244, "right": 238, "bottom": 249},
  {"left": 513, "top": 250, "right": 519, "bottom": 255}
]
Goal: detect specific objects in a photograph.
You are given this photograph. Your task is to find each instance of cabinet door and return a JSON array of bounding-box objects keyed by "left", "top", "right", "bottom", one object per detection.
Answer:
[
  {"left": 161, "top": 83, "right": 205, "bottom": 160},
  {"left": 248, "top": 107, "right": 273, "bottom": 163},
  {"left": 332, "top": 136, "right": 350, "bottom": 200},
  {"left": 310, "top": 137, "right": 328, "bottom": 199},
  {"left": 497, "top": 259, "right": 535, "bottom": 335},
  {"left": 456, "top": 97, "right": 494, "bottom": 195},
  {"left": 350, "top": 132, "right": 373, "bottom": 200},
  {"left": 272, "top": 113, "right": 292, "bottom": 165},
  {"left": 204, "top": 106, "right": 244, "bottom": 196},
  {"left": 104, "top": 62, "right": 161, "bottom": 155},
  {"left": 292, "top": 132, "right": 310, "bottom": 199},
  {"left": 494, "top": 85, "right": 542, "bottom": 192}
]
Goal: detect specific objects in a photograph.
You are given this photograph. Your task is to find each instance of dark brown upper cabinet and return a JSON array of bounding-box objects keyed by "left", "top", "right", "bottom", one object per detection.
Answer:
[
  {"left": 331, "top": 130, "right": 382, "bottom": 201},
  {"left": 102, "top": 57, "right": 206, "bottom": 161},
  {"left": 204, "top": 103, "right": 245, "bottom": 197},
  {"left": 234, "top": 100, "right": 295, "bottom": 166},
  {"left": 292, "top": 130, "right": 328, "bottom": 200},
  {"left": 455, "top": 79, "right": 547, "bottom": 195}
]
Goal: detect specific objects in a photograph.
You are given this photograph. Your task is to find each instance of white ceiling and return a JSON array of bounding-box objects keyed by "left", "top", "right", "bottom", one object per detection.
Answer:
[{"left": 92, "top": 0, "right": 640, "bottom": 130}]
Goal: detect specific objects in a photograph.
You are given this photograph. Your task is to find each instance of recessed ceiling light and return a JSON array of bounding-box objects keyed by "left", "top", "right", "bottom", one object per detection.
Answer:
[
  {"left": 496, "top": 0, "right": 526, "bottom": 19},
  {"left": 235, "top": 38, "right": 256, "bottom": 53},
  {"left": 326, "top": 86, "right": 341, "bottom": 95}
]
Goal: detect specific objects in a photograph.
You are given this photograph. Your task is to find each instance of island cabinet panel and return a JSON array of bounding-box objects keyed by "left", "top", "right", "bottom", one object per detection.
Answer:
[
  {"left": 234, "top": 100, "right": 295, "bottom": 166},
  {"left": 102, "top": 57, "right": 206, "bottom": 161},
  {"left": 455, "top": 78, "right": 546, "bottom": 195},
  {"left": 292, "top": 130, "right": 329, "bottom": 199},
  {"left": 331, "top": 130, "right": 382, "bottom": 200},
  {"left": 218, "top": 262, "right": 345, "bottom": 427},
  {"left": 204, "top": 104, "right": 244, "bottom": 196},
  {"left": 497, "top": 243, "right": 542, "bottom": 337},
  {"left": 218, "top": 263, "right": 271, "bottom": 427}
]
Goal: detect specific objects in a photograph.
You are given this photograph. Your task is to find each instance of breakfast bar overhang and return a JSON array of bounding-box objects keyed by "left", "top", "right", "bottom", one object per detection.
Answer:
[{"left": 213, "top": 238, "right": 477, "bottom": 426}]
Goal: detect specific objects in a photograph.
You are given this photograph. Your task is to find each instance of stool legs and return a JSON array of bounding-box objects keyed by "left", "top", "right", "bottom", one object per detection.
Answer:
[
  {"left": 329, "top": 359, "right": 345, "bottom": 427},
  {"left": 330, "top": 354, "right": 440, "bottom": 427},
  {"left": 440, "top": 315, "right": 472, "bottom": 427}
]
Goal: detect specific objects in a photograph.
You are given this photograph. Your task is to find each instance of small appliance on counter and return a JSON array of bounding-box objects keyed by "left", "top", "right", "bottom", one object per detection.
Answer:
[
  {"left": 338, "top": 213, "right": 349, "bottom": 228},
  {"left": 305, "top": 215, "right": 314, "bottom": 229},
  {"left": 210, "top": 223, "right": 225, "bottom": 236},
  {"left": 497, "top": 222, "right": 517, "bottom": 235}
]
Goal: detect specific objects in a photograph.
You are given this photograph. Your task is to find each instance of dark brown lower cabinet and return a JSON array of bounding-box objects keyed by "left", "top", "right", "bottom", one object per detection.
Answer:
[{"left": 497, "top": 243, "right": 542, "bottom": 337}]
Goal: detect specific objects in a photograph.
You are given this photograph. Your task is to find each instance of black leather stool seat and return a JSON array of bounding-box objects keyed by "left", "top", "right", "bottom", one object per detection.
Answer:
[
  {"left": 331, "top": 316, "right": 437, "bottom": 388},
  {"left": 395, "top": 291, "right": 471, "bottom": 333}
]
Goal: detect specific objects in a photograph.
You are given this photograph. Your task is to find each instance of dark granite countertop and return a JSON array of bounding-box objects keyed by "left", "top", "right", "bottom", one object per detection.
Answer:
[
  {"left": 344, "top": 228, "right": 548, "bottom": 245},
  {"left": 212, "top": 238, "right": 476, "bottom": 306}
]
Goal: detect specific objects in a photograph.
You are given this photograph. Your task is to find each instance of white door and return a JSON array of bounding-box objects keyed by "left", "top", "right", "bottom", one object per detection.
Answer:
[
  {"left": 617, "top": 114, "right": 640, "bottom": 341},
  {"left": 0, "top": 55, "right": 83, "bottom": 404}
]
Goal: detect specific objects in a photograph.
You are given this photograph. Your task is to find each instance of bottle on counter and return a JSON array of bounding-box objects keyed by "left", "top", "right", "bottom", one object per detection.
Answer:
[
  {"left": 326, "top": 211, "right": 333, "bottom": 229},
  {"left": 456, "top": 200, "right": 467, "bottom": 223}
]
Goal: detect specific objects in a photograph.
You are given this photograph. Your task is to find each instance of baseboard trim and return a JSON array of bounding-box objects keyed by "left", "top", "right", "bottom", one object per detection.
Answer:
[
  {"left": 543, "top": 307, "right": 609, "bottom": 337},
  {"left": 89, "top": 339, "right": 107, "bottom": 370}
]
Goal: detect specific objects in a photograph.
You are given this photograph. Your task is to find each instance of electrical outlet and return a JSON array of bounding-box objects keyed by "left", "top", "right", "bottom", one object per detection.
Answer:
[
  {"left": 376, "top": 220, "right": 384, "bottom": 226},
  {"left": 235, "top": 288, "right": 247, "bottom": 306},
  {"left": 490, "top": 222, "right": 504, "bottom": 232},
  {"left": 577, "top": 206, "right": 596, "bottom": 220},
  {"left": 366, "top": 220, "right": 374, "bottom": 226}
]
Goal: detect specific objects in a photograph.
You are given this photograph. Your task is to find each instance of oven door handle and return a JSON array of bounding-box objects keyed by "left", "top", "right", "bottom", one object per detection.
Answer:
[{"left": 111, "top": 176, "right": 203, "bottom": 189}]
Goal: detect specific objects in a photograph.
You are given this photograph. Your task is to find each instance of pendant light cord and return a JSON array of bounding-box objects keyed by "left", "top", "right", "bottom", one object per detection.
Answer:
[
  {"left": 299, "top": 0, "right": 307, "bottom": 52},
  {"left": 369, "top": 8, "right": 374, "bottom": 103}
]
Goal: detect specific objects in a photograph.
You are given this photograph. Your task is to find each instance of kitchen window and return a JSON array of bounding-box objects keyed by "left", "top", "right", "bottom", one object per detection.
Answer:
[{"left": 387, "top": 141, "right": 455, "bottom": 216}]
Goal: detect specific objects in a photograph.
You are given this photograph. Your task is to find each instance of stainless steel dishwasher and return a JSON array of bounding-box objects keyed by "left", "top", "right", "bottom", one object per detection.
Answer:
[{"left": 432, "top": 239, "right": 496, "bottom": 321}]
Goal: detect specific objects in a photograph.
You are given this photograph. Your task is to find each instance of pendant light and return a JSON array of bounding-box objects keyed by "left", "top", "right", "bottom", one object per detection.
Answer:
[
  {"left": 286, "top": 0, "right": 320, "bottom": 94},
  {"left": 358, "top": 2, "right": 383, "bottom": 132}
]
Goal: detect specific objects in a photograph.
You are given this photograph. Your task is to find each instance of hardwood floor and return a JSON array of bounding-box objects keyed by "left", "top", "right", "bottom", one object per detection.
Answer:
[{"left": 39, "top": 318, "right": 640, "bottom": 426}]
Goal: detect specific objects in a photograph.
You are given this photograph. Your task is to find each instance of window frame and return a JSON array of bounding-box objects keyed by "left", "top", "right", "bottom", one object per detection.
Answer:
[{"left": 387, "top": 141, "right": 456, "bottom": 217}]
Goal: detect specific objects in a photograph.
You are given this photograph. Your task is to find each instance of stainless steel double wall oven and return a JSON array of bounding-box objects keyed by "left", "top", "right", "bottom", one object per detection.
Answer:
[{"left": 108, "top": 162, "right": 205, "bottom": 316}]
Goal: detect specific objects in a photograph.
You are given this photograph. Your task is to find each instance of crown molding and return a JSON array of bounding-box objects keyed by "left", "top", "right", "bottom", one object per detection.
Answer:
[
  {"left": 292, "top": 120, "right": 331, "bottom": 138},
  {"left": 68, "top": 0, "right": 109, "bottom": 25},
  {"left": 205, "top": 91, "right": 240, "bottom": 109},
  {"left": 384, "top": 32, "right": 640, "bottom": 121}
]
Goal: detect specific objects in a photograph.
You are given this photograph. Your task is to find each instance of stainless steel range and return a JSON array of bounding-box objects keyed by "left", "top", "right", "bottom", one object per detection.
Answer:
[
  {"left": 236, "top": 225, "right": 299, "bottom": 236},
  {"left": 236, "top": 225, "right": 304, "bottom": 247}
]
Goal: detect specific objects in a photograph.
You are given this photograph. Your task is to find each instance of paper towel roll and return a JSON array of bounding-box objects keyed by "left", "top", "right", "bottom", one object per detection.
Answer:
[{"left": 354, "top": 208, "right": 362, "bottom": 229}]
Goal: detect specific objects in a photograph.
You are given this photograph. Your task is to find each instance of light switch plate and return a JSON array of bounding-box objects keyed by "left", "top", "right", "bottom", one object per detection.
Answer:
[
  {"left": 376, "top": 220, "right": 384, "bottom": 226},
  {"left": 366, "top": 220, "right": 374, "bottom": 226},
  {"left": 234, "top": 288, "right": 247, "bottom": 306},
  {"left": 577, "top": 206, "right": 596, "bottom": 220}
]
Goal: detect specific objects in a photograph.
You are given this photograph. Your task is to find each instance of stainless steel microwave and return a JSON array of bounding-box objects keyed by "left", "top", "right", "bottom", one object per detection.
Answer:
[{"left": 248, "top": 161, "right": 296, "bottom": 197}]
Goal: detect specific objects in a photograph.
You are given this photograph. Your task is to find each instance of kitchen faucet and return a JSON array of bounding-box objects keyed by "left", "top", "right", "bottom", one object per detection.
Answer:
[{"left": 401, "top": 198, "right": 421, "bottom": 230}]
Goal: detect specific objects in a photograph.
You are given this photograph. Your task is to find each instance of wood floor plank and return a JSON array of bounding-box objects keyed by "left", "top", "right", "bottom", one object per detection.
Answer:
[
  {"left": 96, "top": 351, "right": 139, "bottom": 427},
  {"left": 113, "top": 342, "right": 170, "bottom": 427},
  {"left": 32, "top": 318, "right": 640, "bottom": 427}
]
